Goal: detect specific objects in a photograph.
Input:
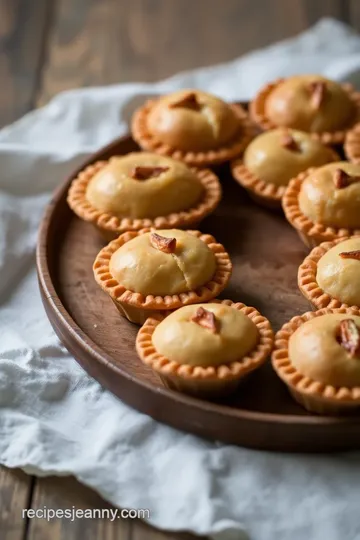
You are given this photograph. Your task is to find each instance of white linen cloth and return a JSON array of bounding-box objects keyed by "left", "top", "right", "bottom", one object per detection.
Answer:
[{"left": 2, "top": 18, "right": 360, "bottom": 540}]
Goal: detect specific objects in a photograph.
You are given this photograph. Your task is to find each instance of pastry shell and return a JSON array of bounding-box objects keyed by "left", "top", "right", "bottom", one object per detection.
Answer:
[
  {"left": 93, "top": 229, "right": 232, "bottom": 325},
  {"left": 131, "top": 100, "right": 254, "bottom": 167},
  {"left": 345, "top": 122, "right": 360, "bottom": 163},
  {"left": 136, "top": 299, "right": 274, "bottom": 399},
  {"left": 67, "top": 160, "right": 222, "bottom": 241},
  {"left": 231, "top": 146, "right": 339, "bottom": 209},
  {"left": 250, "top": 79, "right": 360, "bottom": 145},
  {"left": 298, "top": 237, "right": 360, "bottom": 310},
  {"left": 282, "top": 168, "right": 360, "bottom": 248},
  {"left": 272, "top": 307, "right": 360, "bottom": 414},
  {"left": 230, "top": 160, "right": 284, "bottom": 209}
]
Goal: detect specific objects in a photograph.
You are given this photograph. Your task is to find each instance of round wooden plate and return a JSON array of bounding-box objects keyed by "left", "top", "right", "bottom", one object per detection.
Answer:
[{"left": 36, "top": 127, "right": 360, "bottom": 453}]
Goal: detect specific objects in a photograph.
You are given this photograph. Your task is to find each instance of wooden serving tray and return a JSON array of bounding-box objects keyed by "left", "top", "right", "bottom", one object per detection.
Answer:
[{"left": 36, "top": 128, "right": 360, "bottom": 452}]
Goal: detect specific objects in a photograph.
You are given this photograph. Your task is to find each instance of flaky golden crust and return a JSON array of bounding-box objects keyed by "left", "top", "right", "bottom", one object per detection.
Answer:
[
  {"left": 136, "top": 300, "right": 274, "bottom": 397},
  {"left": 298, "top": 237, "right": 360, "bottom": 310},
  {"left": 231, "top": 138, "right": 339, "bottom": 208},
  {"left": 272, "top": 307, "right": 360, "bottom": 414},
  {"left": 131, "top": 100, "right": 254, "bottom": 166},
  {"left": 282, "top": 169, "right": 360, "bottom": 248},
  {"left": 93, "top": 229, "right": 232, "bottom": 311},
  {"left": 345, "top": 122, "right": 360, "bottom": 163},
  {"left": 230, "top": 160, "right": 285, "bottom": 207},
  {"left": 67, "top": 161, "right": 222, "bottom": 237},
  {"left": 250, "top": 79, "right": 360, "bottom": 145}
]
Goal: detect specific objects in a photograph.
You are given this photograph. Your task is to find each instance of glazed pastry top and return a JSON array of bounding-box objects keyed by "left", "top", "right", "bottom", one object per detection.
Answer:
[
  {"left": 289, "top": 314, "right": 360, "bottom": 387},
  {"left": 298, "top": 162, "right": 360, "bottom": 229},
  {"left": 265, "top": 75, "right": 354, "bottom": 133},
  {"left": 317, "top": 237, "right": 360, "bottom": 307},
  {"left": 147, "top": 90, "right": 240, "bottom": 152},
  {"left": 243, "top": 128, "right": 337, "bottom": 187},
  {"left": 152, "top": 303, "right": 259, "bottom": 366},
  {"left": 86, "top": 152, "right": 203, "bottom": 219},
  {"left": 109, "top": 229, "right": 216, "bottom": 296}
]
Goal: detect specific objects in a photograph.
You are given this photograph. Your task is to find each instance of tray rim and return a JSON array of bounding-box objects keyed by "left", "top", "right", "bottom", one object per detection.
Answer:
[{"left": 36, "top": 131, "right": 360, "bottom": 453}]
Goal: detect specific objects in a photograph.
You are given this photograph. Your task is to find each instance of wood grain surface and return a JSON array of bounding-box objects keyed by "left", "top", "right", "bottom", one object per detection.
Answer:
[
  {"left": 27, "top": 476, "right": 131, "bottom": 540},
  {"left": 38, "top": 0, "right": 346, "bottom": 105},
  {"left": 1, "top": 1, "right": 359, "bottom": 539},
  {"left": 0, "top": 468, "right": 33, "bottom": 540},
  {"left": 0, "top": 0, "right": 52, "bottom": 126}
]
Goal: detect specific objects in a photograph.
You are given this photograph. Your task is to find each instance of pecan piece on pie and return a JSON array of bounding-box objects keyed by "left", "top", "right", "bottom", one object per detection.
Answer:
[
  {"left": 337, "top": 319, "right": 360, "bottom": 358},
  {"left": 339, "top": 250, "right": 360, "bottom": 261},
  {"left": 169, "top": 91, "right": 201, "bottom": 111},
  {"left": 308, "top": 81, "right": 327, "bottom": 110},
  {"left": 191, "top": 306, "right": 218, "bottom": 333},
  {"left": 131, "top": 166, "right": 169, "bottom": 180},
  {"left": 150, "top": 232, "right": 177, "bottom": 254},
  {"left": 333, "top": 168, "right": 360, "bottom": 189},
  {"left": 334, "top": 169, "right": 351, "bottom": 189},
  {"left": 280, "top": 131, "right": 300, "bottom": 152}
]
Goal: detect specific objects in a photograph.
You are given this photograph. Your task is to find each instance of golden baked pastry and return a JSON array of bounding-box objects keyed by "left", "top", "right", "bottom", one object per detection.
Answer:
[
  {"left": 110, "top": 229, "right": 216, "bottom": 296},
  {"left": 131, "top": 89, "right": 254, "bottom": 166},
  {"left": 299, "top": 237, "right": 360, "bottom": 309},
  {"left": 231, "top": 128, "right": 338, "bottom": 208},
  {"left": 136, "top": 300, "right": 274, "bottom": 398},
  {"left": 272, "top": 308, "right": 360, "bottom": 414},
  {"left": 93, "top": 228, "right": 232, "bottom": 324},
  {"left": 345, "top": 122, "right": 360, "bottom": 163},
  {"left": 67, "top": 152, "right": 222, "bottom": 240},
  {"left": 251, "top": 75, "right": 360, "bottom": 144},
  {"left": 283, "top": 162, "right": 360, "bottom": 248}
]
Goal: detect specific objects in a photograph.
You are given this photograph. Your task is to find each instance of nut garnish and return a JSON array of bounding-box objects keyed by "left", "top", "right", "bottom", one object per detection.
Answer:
[
  {"left": 333, "top": 168, "right": 360, "bottom": 189},
  {"left": 339, "top": 250, "right": 360, "bottom": 260},
  {"left": 131, "top": 166, "right": 169, "bottom": 180},
  {"left": 337, "top": 319, "right": 360, "bottom": 358},
  {"left": 150, "top": 232, "right": 176, "bottom": 254},
  {"left": 169, "top": 91, "right": 201, "bottom": 111},
  {"left": 191, "top": 307, "right": 218, "bottom": 333},
  {"left": 280, "top": 131, "right": 300, "bottom": 152},
  {"left": 334, "top": 169, "right": 351, "bottom": 189},
  {"left": 308, "top": 81, "right": 326, "bottom": 109}
]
